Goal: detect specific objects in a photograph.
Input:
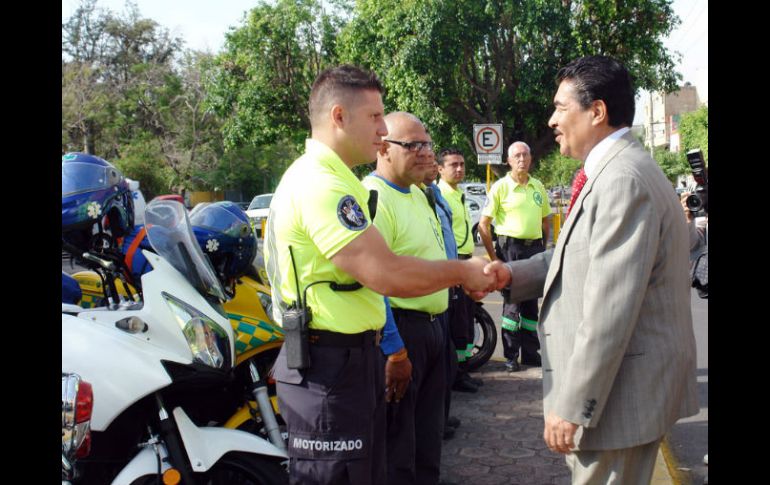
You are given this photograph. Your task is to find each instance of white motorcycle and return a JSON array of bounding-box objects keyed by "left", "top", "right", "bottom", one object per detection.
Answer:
[{"left": 62, "top": 200, "right": 288, "bottom": 484}]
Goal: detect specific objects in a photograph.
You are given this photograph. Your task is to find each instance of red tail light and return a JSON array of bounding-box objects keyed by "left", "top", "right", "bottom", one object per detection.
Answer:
[
  {"left": 75, "top": 380, "right": 93, "bottom": 424},
  {"left": 75, "top": 430, "right": 92, "bottom": 458}
]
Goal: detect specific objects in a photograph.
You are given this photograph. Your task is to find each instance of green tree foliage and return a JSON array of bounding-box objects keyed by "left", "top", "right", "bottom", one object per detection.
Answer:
[
  {"left": 678, "top": 105, "right": 708, "bottom": 163},
  {"left": 206, "top": 0, "right": 344, "bottom": 151},
  {"left": 206, "top": 141, "right": 301, "bottom": 197},
  {"left": 339, "top": 0, "right": 680, "bottom": 180},
  {"left": 652, "top": 147, "right": 686, "bottom": 184},
  {"left": 532, "top": 148, "right": 582, "bottom": 189},
  {"left": 112, "top": 134, "right": 173, "bottom": 200},
  {"left": 62, "top": 0, "right": 233, "bottom": 196},
  {"left": 62, "top": 0, "right": 685, "bottom": 201}
]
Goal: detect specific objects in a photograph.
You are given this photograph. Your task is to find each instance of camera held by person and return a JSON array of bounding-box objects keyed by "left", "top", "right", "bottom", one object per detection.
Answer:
[{"left": 685, "top": 149, "right": 708, "bottom": 215}]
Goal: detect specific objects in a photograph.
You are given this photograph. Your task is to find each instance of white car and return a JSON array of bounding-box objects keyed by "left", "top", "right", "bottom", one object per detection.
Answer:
[
  {"left": 457, "top": 182, "right": 495, "bottom": 246},
  {"left": 463, "top": 194, "right": 496, "bottom": 246},
  {"left": 458, "top": 182, "right": 488, "bottom": 199},
  {"left": 245, "top": 193, "right": 273, "bottom": 236}
]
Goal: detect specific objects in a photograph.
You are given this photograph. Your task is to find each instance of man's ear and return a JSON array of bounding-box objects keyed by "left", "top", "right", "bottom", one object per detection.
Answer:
[
  {"left": 590, "top": 99, "right": 608, "bottom": 126},
  {"left": 378, "top": 140, "right": 389, "bottom": 157},
  {"left": 331, "top": 104, "right": 345, "bottom": 129}
]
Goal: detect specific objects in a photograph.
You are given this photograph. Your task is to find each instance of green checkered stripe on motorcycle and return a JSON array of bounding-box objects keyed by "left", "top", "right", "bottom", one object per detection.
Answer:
[{"left": 229, "top": 314, "right": 285, "bottom": 354}]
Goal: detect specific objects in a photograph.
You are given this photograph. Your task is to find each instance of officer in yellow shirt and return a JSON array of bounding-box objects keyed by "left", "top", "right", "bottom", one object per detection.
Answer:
[
  {"left": 479, "top": 141, "right": 551, "bottom": 372},
  {"left": 363, "top": 112, "right": 449, "bottom": 485},
  {"left": 265, "top": 65, "right": 496, "bottom": 485},
  {"left": 437, "top": 148, "right": 484, "bottom": 392}
]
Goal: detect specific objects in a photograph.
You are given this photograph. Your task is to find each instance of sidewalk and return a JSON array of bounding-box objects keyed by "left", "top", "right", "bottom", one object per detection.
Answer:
[{"left": 440, "top": 359, "right": 676, "bottom": 484}]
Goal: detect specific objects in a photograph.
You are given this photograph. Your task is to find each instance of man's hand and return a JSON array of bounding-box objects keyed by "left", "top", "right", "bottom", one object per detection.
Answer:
[
  {"left": 543, "top": 412, "right": 579, "bottom": 454},
  {"left": 680, "top": 192, "right": 693, "bottom": 222},
  {"left": 485, "top": 260, "right": 512, "bottom": 289},
  {"left": 385, "top": 350, "right": 412, "bottom": 403},
  {"left": 460, "top": 257, "right": 498, "bottom": 299}
]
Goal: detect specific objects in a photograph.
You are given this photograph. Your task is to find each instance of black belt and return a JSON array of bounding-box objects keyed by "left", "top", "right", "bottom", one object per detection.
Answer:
[
  {"left": 501, "top": 235, "right": 543, "bottom": 247},
  {"left": 457, "top": 253, "right": 472, "bottom": 260},
  {"left": 391, "top": 308, "right": 439, "bottom": 322},
  {"left": 309, "top": 329, "right": 381, "bottom": 347}
]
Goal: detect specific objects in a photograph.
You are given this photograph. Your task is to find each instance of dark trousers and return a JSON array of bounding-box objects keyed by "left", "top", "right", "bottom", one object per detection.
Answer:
[
  {"left": 387, "top": 310, "right": 446, "bottom": 485},
  {"left": 437, "top": 311, "right": 457, "bottom": 422},
  {"left": 274, "top": 340, "right": 386, "bottom": 485},
  {"left": 496, "top": 236, "right": 544, "bottom": 365},
  {"left": 448, "top": 285, "right": 475, "bottom": 352}
]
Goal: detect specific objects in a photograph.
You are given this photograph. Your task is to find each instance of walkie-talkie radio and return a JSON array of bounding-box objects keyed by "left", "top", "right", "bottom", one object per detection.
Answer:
[{"left": 283, "top": 246, "right": 311, "bottom": 369}]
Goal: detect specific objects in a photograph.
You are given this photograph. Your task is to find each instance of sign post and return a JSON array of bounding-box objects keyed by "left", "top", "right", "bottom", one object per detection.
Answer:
[{"left": 473, "top": 123, "right": 503, "bottom": 192}]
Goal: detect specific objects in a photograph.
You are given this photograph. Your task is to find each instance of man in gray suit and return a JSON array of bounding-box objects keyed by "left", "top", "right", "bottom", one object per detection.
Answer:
[{"left": 482, "top": 56, "right": 699, "bottom": 484}]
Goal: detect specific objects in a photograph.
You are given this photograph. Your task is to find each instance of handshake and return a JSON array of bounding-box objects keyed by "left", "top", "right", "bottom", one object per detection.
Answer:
[{"left": 460, "top": 258, "right": 512, "bottom": 301}]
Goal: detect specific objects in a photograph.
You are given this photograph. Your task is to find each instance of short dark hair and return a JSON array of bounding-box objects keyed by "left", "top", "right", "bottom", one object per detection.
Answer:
[
  {"left": 556, "top": 56, "right": 635, "bottom": 127},
  {"left": 437, "top": 147, "right": 464, "bottom": 166},
  {"left": 308, "top": 64, "right": 384, "bottom": 127}
]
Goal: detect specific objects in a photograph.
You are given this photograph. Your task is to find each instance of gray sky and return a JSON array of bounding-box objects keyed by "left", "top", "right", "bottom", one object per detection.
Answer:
[{"left": 63, "top": 0, "right": 707, "bottom": 124}]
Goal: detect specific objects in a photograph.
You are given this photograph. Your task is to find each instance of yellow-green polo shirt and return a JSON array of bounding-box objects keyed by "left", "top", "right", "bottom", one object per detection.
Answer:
[
  {"left": 264, "top": 139, "right": 384, "bottom": 333},
  {"left": 481, "top": 174, "right": 551, "bottom": 239},
  {"left": 363, "top": 174, "right": 449, "bottom": 315},
  {"left": 437, "top": 179, "right": 474, "bottom": 255}
]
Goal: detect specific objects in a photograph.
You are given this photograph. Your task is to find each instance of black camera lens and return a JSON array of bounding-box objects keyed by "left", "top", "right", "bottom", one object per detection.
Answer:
[{"left": 686, "top": 193, "right": 703, "bottom": 212}]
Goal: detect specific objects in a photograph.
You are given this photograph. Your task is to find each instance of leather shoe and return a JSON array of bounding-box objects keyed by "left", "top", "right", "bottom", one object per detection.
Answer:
[
  {"left": 467, "top": 375, "right": 484, "bottom": 387},
  {"left": 452, "top": 378, "right": 478, "bottom": 393},
  {"left": 504, "top": 359, "right": 521, "bottom": 372},
  {"left": 442, "top": 425, "right": 455, "bottom": 440},
  {"left": 446, "top": 416, "right": 461, "bottom": 428}
]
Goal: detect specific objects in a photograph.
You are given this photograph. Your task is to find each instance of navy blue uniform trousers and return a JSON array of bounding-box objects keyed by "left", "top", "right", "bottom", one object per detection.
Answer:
[
  {"left": 274, "top": 338, "right": 386, "bottom": 485},
  {"left": 386, "top": 309, "right": 446, "bottom": 485}
]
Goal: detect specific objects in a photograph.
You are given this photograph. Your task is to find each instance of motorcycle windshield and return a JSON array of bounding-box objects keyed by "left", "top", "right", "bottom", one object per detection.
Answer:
[
  {"left": 62, "top": 162, "right": 123, "bottom": 196},
  {"left": 144, "top": 200, "right": 226, "bottom": 301}
]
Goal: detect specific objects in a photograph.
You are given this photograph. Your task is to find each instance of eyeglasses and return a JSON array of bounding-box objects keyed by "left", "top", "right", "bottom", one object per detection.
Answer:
[{"left": 384, "top": 139, "right": 434, "bottom": 152}]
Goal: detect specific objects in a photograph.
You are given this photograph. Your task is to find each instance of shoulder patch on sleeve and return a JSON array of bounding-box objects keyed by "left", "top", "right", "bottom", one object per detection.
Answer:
[{"left": 337, "top": 195, "right": 368, "bottom": 231}]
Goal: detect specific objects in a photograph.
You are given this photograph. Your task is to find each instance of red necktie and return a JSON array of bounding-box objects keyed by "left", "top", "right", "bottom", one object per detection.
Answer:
[{"left": 567, "top": 168, "right": 587, "bottom": 216}]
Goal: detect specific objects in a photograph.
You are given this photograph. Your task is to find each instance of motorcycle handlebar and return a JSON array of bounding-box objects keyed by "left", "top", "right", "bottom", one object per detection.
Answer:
[{"left": 82, "top": 252, "right": 116, "bottom": 271}]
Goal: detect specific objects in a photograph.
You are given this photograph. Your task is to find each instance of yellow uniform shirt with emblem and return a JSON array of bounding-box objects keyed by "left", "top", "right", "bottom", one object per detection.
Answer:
[
  {"left": 437, "top": 179, "right": 474, "bottom": 255},
  {"left": 482, "top": 175, "right": 551, "bottom": 239},
  {"left": 362, "top": 174, "right": 449, "bottom": 315},
  {"left": 264, "top": 139, "right": 384, "bottom": 334}
]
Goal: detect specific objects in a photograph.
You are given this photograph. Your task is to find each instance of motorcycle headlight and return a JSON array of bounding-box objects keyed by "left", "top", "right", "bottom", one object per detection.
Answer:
[
  {"left": 162, "top": 293, "right": 232, "bottom": 370},
  {"left": 257, "top": 291, "right": 273, "bottom": 320}
]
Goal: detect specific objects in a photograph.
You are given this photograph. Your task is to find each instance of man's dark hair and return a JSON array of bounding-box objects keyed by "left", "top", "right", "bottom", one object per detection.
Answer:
[
  {"left": 308, "top": 64, "right": 384, "bottom": 126},
  {"left": 556, "top": 56, "right": 635, "bottom": 127},
  {"left": 437, "top": 147, "right": 464, "bottom": 166}
]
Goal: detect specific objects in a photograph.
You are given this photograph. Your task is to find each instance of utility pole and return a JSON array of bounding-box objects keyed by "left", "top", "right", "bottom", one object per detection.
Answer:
[{"left": 648, "top": 91, "right": 655, "bottom": 157}]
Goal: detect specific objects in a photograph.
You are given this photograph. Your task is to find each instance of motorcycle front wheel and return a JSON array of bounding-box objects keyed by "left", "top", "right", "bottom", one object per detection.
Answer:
[
  {"left": 463, "top": 304, "right": 497, "bottom": 372},
  {"left": 198, "top": 452, "right": 287, "bottom": 484},
  {"left": 130, "top": 452, "right": 287, "bottom": 485}
]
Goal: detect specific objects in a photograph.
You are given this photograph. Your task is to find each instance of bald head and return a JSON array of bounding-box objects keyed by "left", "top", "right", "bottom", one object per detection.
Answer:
[
  {"left": 383, "top": 112, "right": 424, "bottom": 137},
  {"left": 376, "top": 112, "right": 433, "bottom": 188}
]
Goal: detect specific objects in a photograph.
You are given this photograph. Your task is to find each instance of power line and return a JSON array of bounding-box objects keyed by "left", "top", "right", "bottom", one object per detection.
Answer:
[
  {"left": 670, "top": 2, "right": 708, "bottom": 52},
  {"left": 682, "top": 29, "right": 707, "bottom": 56}
]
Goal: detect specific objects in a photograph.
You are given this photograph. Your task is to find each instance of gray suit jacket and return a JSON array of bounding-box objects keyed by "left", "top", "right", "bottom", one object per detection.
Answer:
[{"left": 506, "top": 132, "right": 699, "bottom": 450}]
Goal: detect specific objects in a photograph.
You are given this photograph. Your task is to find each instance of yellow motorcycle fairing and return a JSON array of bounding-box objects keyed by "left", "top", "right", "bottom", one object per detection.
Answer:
[
  {"left": 71, "top": 271, "right": 138, "bottom": 308},
  {"left": 226, "top": 276, "right": 284, "bottom": 363}
]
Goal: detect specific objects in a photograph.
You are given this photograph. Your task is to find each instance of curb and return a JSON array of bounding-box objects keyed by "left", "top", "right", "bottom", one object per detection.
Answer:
[{"left": 660, "top": 436, "right": 691, "bottom": 485}]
